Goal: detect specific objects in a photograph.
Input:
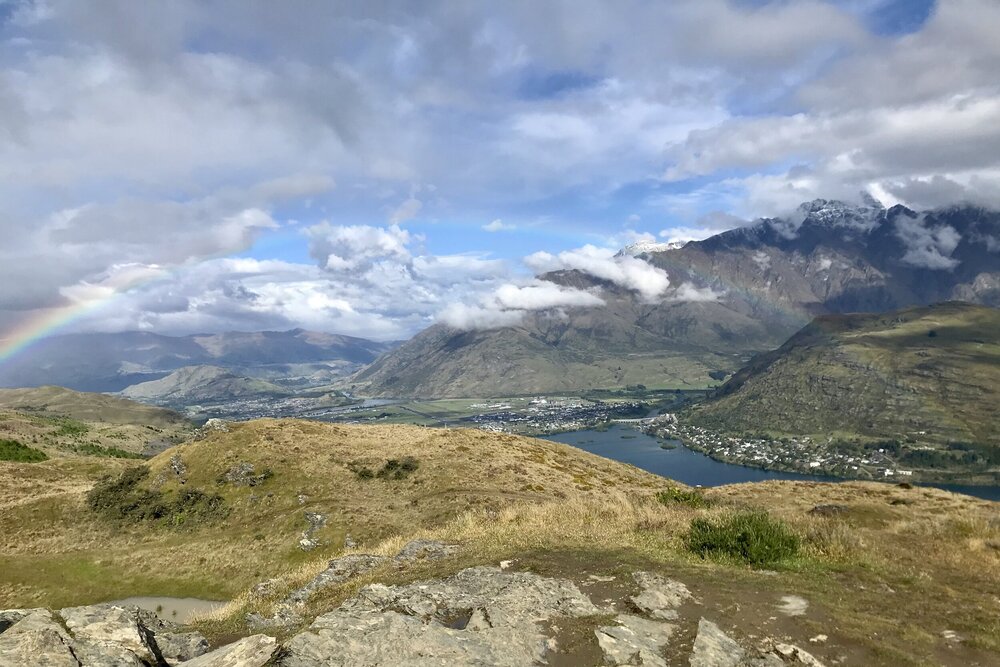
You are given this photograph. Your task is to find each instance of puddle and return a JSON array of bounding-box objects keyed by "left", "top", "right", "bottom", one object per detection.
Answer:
[{"left": 106, "top": 597, "right": 227, "bottom": 624}]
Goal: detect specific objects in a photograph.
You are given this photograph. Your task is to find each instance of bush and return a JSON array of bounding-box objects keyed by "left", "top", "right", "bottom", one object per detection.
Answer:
[
  {"left": 377, "top": 457, "right": 419, "bottom": 480},
  {"left": 73, "top": 443, "right": 145, "bottom": 459},
  {"left": 87, "top": 465, "right": 227, "bottom": 525},
  {"left": 687, "top": 511, "right": 800, "bottom": 566},
  {"left": 656, "top": 486, "right": 710, "bottom": 509},
  {"left": 0, "top": 438, "right": 48, "bottom": 463}
]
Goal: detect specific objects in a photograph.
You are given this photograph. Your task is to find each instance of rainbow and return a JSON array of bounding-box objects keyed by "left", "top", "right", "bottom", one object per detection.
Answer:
[{"left": 0, "top": 264, "right": 169, "bottom": 365}]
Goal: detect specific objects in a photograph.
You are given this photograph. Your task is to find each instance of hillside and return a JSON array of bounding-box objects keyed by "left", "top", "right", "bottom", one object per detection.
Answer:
[
  {"left": 352, "top": 200, "right": 1000, "bottom": 398},
  {"left": 0, "top": 420, "right": 997, "bottom": 665},
  {"left": 686, "top": 302, "right": 1000, "bottom": 450},
  {"left": 0, "top": 329, "right": 397, "bottom": 392},
  {"left": 0, "top": 386, "right": 192, "bottom": 458},
  {"left": 120, "top": 365, "right": 292, "bottom": 406}
]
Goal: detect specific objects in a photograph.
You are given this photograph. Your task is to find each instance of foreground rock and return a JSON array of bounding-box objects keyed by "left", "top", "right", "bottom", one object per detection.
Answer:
[
  {"left": 180, "top": 634, "right": 277, "bottom": 667},
  {"left": 630, "top": 571, "right": 693, "bottom": 621},
  {"left": 278, "top": 566, "right": 600, "bottom": 666},
  {"left": 596, "top": 614, "right": 675, "bottom": 667},
  {"left": 0, "top": 604, "right": 212, "bottom": 667}
]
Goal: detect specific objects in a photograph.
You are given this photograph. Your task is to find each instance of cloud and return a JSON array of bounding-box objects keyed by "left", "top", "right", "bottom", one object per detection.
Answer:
[
  {"left": 482, "top": 219, "right": 515, "bottom": 232},
  {"left": 524, "top": 245, "right": 671, "bottom": 301},
  {"left": 894, "top": 214, "right": 962, "bottom": 270},
  {"left": 307, "top": 223, "right": 412, "bottom": 273},
  {"left": 438, "top": 279, "right": 604, "bottom": 331},
  {"left": 668, "top": 282, "right": 724, "bottom": 302},
  {"left": 389, "top": 197, "right": 422, "bottom": 224}
]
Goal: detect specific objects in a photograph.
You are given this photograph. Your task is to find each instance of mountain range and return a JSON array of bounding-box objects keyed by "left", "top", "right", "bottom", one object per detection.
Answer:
[
  {"left": 0, "top": 329, "right": 397, "bottom": 393},
  {"left": 349, "top": 199, "right": 1000, "bottom": 397}
]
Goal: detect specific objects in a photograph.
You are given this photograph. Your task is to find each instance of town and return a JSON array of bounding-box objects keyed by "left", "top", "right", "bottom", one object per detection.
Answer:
[{"left": 645, "top": 414, "right": 916, "bottom": 481}]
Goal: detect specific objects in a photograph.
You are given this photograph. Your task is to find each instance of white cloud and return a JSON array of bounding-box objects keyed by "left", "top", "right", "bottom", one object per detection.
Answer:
[
  {"left": 524, "top": 245, "right": 671, "bottom": 301},
  {"left": 482, "top": 219, "right": 515, "bottom": 232},
  {"left": 438, "top": 279, "right": 604, "bottom": 331},
  {"left": 894, "top": 214, "right": 962, "bottom": 270},
  {"left": 307, "top": 223, "right": 412, "bottom": 272},
  {"left": 669, "top": 282, "right": 724, "bottom": 302}
]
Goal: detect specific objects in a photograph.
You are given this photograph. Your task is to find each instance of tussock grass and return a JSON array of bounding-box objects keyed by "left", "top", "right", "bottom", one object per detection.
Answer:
[{"left": 686, "top": 511, "right": 800, "bottom": 566}]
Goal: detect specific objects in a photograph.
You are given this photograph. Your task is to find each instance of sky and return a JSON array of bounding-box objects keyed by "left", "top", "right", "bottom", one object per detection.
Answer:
[{"left": 0, "top": 0, "right": 998, "bottom": 344}]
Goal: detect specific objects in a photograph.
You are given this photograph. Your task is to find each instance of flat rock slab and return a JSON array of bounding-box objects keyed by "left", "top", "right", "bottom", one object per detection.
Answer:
[
  {"left": 0, "top": 609, "right": 79, "bottom": 667},
  {"left": 631, "top": 571, "right": 693, "bottom": 621},
  {"left": 393, "top": 539, "right": 460, "bottom": 563},
  {"left": 596, "top": 614, "right": 675, "bottom": 667},
  {"left": 60, "top": 604, "right": 156, "bottom": 663},
  {"left": 287, "top": 554, "right": 390, "bottom": 604},
  {"left": 180, "top": 634, "right": 277, "bottom": 667},
  {"left": 690, "top": 618, "right": 745, "bottom": 667},
  {"left": 279, "top": 566, "right": 600, "bottom": 666}
]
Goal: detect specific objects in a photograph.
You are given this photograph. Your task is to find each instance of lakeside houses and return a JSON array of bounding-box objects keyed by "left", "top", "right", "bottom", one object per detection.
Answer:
[{"left": 646, "top": 414, "right": 914, "bottom": 480}]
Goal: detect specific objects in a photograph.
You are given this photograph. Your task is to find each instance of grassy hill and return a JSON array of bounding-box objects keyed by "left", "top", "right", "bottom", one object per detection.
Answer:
[
  {"left": 0, "top": 419, "right": 997, "bottom": 663},
  {"left": 0, "top": 386, "right": 192, "bottom": 459},
  {"left": 120, "top": 365, "right": 292, "bottom": 406},
  {"left": 685, "top": 302, "right": 1000, "bottom": 459}
]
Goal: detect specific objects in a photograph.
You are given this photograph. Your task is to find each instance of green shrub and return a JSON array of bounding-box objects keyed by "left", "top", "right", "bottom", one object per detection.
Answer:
[
  {"left": 0, "top": 438, "right": 48, "bottom": 463},
  {"left": 86, "top": 465, "right": 227, "bottom": 525},
  {"left": 687, "top": 511, "right": 800, "bottom": 566},
  {"left": 656, "top": 486, "right": 710, "bottom": 508},
  {"left": 377, "top": 457, "right": 419, "bottom": 480},
  {"left": 53, "top": 419, "right": 89, "bottom": 437}
]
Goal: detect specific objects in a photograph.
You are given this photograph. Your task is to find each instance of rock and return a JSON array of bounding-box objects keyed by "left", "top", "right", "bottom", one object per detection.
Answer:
[
  {"left": 0, "top": 609, "right": 36, "bottom": 634},
  {"left": 71, "top": 638, "right": 147, "bottom": 666},
  {"left": 155, "top": 631, "right": 210, "bottom": 664},
  {"left": 343, "top": 534, "right": 357, "bottom": 549},
  {"left": 286, "top": 554, "right": 389, "bottom": 604},
  {"left": 690, "top": 618, "right": 745, "bottom": 667},
  {"left": 808, "top": 634, "right": 827, "bottom": 644},
  {"left": 170, "top": 454, "right": 188, "bottom": 483},
  {"left": 180, "top": 634, "right": 277, "bottom": 667},
  {"left": 219, "top": 462, "right": 271, "bottom": 487},
  {"left": 250, "top": 578, "right": 283, "bottom": 600},
  {"left": 59, "top": 605, "right": 157, "bottom": 663},
  {"left": 299, "top": 512, "right": 327, "bottom": 551},
  {"left": 393, "top": 538, "right": 459, "bottom": 562},
  {"left": 596, "top": 614, "right": 674, "bottom": 666},
  {"left": 767, "top": 641, "right": 826, "bottom": 666},
  {"left": 245, "top": 605, "right": 303, "bottom": 632},
  {"left": 807, "top": 505, "right": 849, "bottom": 517},
  {"left": 0, "top": 609, "right": 79, "bottom": 667},
  {"left": 631, "top": 571, "right": 693, "bottom": 621},
  {"left": 278, "top": 566, "right": 600, "bottom": 666},
  {"left": 777, "top": 595, "right": 809, "bottom": 617}
]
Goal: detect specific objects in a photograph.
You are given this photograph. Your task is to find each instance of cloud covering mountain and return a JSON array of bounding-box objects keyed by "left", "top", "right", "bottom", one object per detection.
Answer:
[{"left": 1, "top": 0, "right": 998, "bottom": 347}]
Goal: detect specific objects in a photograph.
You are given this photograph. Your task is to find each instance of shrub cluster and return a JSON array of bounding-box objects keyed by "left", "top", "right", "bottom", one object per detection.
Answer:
[
  {"left": 86, "top": 465, "right": 227, "bottom": 525},
  {"left": 656, "top": 486, "right": 710, "bottom": 509},
  {"left": 351, "top": 456, "right": 420, "bottom": 481},
  {"left": 687, "top": 510, "right": 800, "bottom": 566},
  {"left": 0, "top": 438, "right": 48, "bottom": 463}
]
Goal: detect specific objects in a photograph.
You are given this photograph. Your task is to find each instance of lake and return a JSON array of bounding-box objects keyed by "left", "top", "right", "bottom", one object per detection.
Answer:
[{"left": 543, "top": 424, "right": 1000, "bottom": 502}]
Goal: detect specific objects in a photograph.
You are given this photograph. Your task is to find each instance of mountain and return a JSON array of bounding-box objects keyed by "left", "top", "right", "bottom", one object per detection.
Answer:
[
  {"left": 686, "top": 302, "right": 1000, "bottom": 448},
  {"left": 120, "top": 365, "right": 293, "bottom": 406},
  {"left": 0, "top": 329, "right": 397, "bottom": 392},
  {"left": 351, "top": 200, "right": 1000, "bottom": 398}
]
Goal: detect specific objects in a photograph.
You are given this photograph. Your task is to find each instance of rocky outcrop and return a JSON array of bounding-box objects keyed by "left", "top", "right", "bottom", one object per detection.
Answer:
[
  {"left": 247, "top": 539, "right": 459, "bottom": 631},
  {"left": 630, "top": 571, "right": 693, "bottom": 621},
  {"left": 277, "top": 566, "right": 600, "bottom": 666},
  {"left": 0, "top": 604, "right": 213, "bottom": 667},
  {"left": 178, "top": 635, "right": 276, "bottom": 667},
  {"left": 596, "top": 614, "right": 675, "bottom": 667}
]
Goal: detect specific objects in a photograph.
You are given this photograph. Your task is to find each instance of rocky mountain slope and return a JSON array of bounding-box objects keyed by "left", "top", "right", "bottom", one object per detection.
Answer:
[
  {"left": 0, "top": 329, "right": 396, "bottom": 393},
  {"left": 686, "top": 302, "right": 1000, "bottom": 451},
  {"left": 0, "top": 419, "right": 996, "bottom": 664},
  {"left": 351, "top": 199, "right": 1000, "bottom": 398},
  {"left": 120, "top": 365, "right": 292, "bottom": 407}
]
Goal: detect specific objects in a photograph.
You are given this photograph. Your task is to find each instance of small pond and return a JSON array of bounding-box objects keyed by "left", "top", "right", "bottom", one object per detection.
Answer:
[{"left": 106, "top": 597, "right": 227, "bottom": 624}]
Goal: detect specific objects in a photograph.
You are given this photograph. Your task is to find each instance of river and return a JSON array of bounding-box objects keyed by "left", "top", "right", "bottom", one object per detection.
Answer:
[{"left": 542, "top": 424, "right": 1000, "bottom": 502}]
